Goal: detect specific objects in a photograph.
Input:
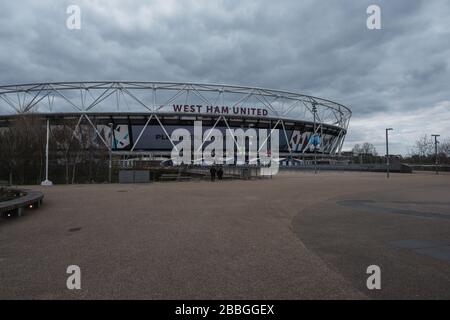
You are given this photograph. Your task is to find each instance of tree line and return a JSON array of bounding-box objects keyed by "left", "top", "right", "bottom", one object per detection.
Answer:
[
  {"left": 407, "top": 134, "right": 450, "bottom": 164},
  {"left": 350, "top": 135, "right": 450, "bottom": 165},
  {"left": 0, "top": 116, "right": 110, "bottom": 185}
]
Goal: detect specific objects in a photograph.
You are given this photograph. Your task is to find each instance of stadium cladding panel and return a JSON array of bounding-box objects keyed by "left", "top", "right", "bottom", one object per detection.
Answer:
[{"left": 0, "top": 82, "right": 351, "bottom": 161}]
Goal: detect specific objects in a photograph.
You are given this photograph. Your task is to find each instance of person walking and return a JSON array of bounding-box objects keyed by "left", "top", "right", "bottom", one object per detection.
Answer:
[
  {"left": 210, "top": 166, "right": 217, "bottom": 181},
  {"left": 217, "top": 166, "right": 224, "bottom": 180}
]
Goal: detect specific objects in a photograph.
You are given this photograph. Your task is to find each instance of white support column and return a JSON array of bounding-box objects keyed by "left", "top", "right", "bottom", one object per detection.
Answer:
[
  {"left": 41, "top": 118, "right": 53, "bottom": 186},
  {"left": 131, "top": 114, "right": 153, "bottom": 151}
]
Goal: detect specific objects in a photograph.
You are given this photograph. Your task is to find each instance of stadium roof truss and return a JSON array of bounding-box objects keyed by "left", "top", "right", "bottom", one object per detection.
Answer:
[{"left": 0, "top": 81, "right": 352, "bottom": 156}]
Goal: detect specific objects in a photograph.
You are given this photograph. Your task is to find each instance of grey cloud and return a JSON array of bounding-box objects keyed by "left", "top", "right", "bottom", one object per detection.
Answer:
[{"left": 0, "top": 0, "right": 449, "bottom": 154}]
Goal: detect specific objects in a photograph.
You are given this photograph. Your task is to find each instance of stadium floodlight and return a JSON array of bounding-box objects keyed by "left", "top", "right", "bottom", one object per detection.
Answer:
[
  {"left": 431, "top": 134, "right": 440, "bottom": 175},
  {"left": 109, "top": 122, "right": 114, "bottom": 183},
  {"left": 385, "top": 128, "right": 393, "bottom": 178},
  {"left": 312, "top": 102, "right": 318, "bottom": 174}
]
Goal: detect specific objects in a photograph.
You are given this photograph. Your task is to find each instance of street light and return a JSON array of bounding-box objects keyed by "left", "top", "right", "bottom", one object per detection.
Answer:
[
  {"left": 41, "top": 119, "right": 53, "bottom": 186},
  {"left": 108, "top": 122, "right": 114, "bottom": 183},
  {"left": 431, "top": 134, "right": 440, "bottom": 175},
  {"left": 385, "top": 128, "right": 393, "bottom": 178},
  {"left": 312, "top": 102, "right": 318, "bottom": 174}
]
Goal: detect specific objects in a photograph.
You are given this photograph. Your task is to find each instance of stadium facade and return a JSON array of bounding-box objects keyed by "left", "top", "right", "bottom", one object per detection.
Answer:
[{"left": 0, "top": 82, "right": 351, "bottom": 163}]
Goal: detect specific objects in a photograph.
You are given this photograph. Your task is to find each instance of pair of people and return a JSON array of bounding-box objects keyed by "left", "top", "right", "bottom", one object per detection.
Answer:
[{"left": 210, "top": 166, "right": 223, "bottom": 181}]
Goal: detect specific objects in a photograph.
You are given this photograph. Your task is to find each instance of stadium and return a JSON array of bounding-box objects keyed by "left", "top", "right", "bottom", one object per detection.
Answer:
[{"left": 0, "top": 81, "right": 351, "bottom": 182}]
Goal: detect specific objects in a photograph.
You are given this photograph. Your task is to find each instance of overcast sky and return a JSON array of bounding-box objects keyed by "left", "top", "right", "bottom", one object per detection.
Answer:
[{"left": 0, "top": 0, "right": 449, "bottom": 155}]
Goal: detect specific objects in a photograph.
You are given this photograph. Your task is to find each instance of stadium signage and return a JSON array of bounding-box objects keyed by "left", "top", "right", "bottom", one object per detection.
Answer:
[{"left": 173, "top": 104, "right": 269, "bottom": 117}]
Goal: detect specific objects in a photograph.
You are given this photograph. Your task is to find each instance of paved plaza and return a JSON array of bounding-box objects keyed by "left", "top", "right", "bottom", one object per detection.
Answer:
[{"left": 1, "top": 171, "right": 449, "bottom": 299}]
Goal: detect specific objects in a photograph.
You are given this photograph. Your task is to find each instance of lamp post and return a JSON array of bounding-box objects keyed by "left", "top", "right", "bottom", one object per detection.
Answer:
[
  {"left": 109, "top": 122, "right": 114, "bottom": 183},
  {"left": 312, "top": 102, "right": 317, "bottom": 174},
  {"left": 41, "top": 119, "right": 53, "bottom": 186},
  {"left": 431, "top": 134, "right": 440, "bottom": 175},
  {"left": 385, "top": 128, "right": 393, "bottom": 178}
]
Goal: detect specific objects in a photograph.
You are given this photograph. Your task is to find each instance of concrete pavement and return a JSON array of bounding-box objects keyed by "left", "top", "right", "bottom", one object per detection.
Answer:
[{"left": 0, "top": 171, "right": 449, "bottom": 299}]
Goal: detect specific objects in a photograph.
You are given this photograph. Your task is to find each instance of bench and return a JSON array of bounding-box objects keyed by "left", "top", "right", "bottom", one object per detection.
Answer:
[{"left": 0, "top": 190, "right": 44, "bottom": 217}]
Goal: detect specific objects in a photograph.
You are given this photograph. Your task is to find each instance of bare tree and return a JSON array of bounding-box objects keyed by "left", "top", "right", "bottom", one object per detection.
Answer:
[
  {"left": 352, "top": 142, "right": 377, "bottom": 156},
  {"left": 51, "top": 119, "right": 82, "bottom": 184},
  {"left": 439, "top": 138, "right": 450, "bottom": 156},
  {"left": 413, "top": 134, "right": 434, "bottom": 157},
  {"left": 0, "top": 115, "right": 45, "bottom": 184},
  {"left": 0, "top": 115, "right": 113, "bottom": 185},
  {"left": 351, "top": 142, "right": 379, "bottom": 164}
]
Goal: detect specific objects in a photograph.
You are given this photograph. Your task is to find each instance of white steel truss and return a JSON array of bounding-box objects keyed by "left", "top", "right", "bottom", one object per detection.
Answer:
[{"left": 0, "top": 81, "right": 352, "bottom": 156}]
